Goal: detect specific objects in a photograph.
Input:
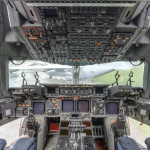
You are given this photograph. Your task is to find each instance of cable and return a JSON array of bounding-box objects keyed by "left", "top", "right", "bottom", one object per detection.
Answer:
[
  {"left": 127, "top": 57, "right": 145, "bottom": 66},
  {"left": 140, "top": 117, "right": 143, "bottom": 125},
  {"left": 0, "top": 1, "right": 4, "bottom": 57},
  {"left": 9, "top": 57, "right": 27, "bottom": 65}
]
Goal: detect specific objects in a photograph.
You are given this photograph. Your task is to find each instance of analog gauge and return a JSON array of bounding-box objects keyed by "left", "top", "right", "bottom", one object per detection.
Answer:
[
  {"left": 47, "top": 109, "right": 53, "bottom": 115},
  {"left": 48, "top": 102, "right": 54, "bottom": 108},
  {"left": 99, "top": 103, "right": 104, "bottom": 108},
  {"left": 99, "top": 109, "right": 104, "bottom": 115},
  {"left": 54, "top": 109, "right": 59, "bottom": 115}
]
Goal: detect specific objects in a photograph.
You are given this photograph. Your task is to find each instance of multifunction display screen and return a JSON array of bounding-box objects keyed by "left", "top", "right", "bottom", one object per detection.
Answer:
[
  {"left": 62, "top": 100, "right": 74, "bottom": 112},
  {"left": 77, "top": 100, "right": 89, "bottom": 112}
]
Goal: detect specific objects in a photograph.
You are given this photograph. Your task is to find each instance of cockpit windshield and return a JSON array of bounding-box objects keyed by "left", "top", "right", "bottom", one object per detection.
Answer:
[
  {"left": 80, "top": 62, "right": 144, "bottom": 87},
  {"left": 9, "top": 61, "right": 72, "bottom": 87},
  {"left": 9, "top": 60, "right": 144, "bottom": 87}
]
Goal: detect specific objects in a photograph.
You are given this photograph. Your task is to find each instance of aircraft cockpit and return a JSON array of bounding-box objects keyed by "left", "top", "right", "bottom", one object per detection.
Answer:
[{"left": 0, "top": 1, "right": 150, "bottom": 150}]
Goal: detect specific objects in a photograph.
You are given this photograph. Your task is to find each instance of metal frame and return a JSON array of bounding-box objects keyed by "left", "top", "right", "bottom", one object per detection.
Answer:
[
  {"left": 115, "top": 6, "right": 150, "bottom": 60},
  {"left": 4, "top": 1, "right": 39, "bottom": 60},
  {"left": 26, "top": 3, "right": 136, "bottom": 7},
  {"left": 72, "top": 66, "right": 80, "bottom": 84}
]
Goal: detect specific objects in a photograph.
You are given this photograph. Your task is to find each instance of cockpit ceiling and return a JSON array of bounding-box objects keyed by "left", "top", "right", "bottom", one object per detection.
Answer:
[{"left": 1, "top": 1, "right": 150, "bottom": 65}]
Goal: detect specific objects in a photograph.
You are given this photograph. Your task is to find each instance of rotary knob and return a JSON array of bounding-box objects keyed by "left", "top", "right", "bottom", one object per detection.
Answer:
[{"left": 48, "top": 102, "right": 54, "bottom": 108}]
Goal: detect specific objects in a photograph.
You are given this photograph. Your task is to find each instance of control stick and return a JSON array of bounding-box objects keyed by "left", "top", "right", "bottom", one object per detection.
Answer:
[
  {"left": 111, "top": 107, "right": 126, "bottom": 137},
  {"left": 27, "top": 107, "right": 38, "bottom": 137}
]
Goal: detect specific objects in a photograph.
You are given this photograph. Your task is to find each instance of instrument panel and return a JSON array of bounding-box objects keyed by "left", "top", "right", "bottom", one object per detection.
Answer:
[
  {"left": 45, "top": 85, "right": 108, "bottom": 96},
  {"left": 14, "top": 85, "right": 135, "bottom": 119},
  {"left": 18, "top": 4, "right": 137, "bottom": 64}
]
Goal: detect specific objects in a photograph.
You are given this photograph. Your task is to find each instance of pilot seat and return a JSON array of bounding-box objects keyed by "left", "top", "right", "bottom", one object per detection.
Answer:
[
  {"left": 117, "top": 137, "right": 140, "bottom": 150},
  {"left": 10, "top": 137, "right": 36, "bottom": 150},
  {"left": 145, "top": 138, "right": 150, "bottom": 150},
  {"left": 0, "top": 139, "right": 6, "bottom": 150},
  {"left": 4, "top": 137, "right": 36, "bottom": 150}
]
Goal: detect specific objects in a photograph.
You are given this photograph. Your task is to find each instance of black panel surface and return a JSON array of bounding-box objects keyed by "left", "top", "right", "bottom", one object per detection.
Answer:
[
  {"left": 78, "top": 100, "right": 89, "bottom": 112},
  {"left": 33, "top": 102, "right": 45, "bottom": 114},
  {"left": 107, "top": 102, "right": 118, "bottom": 114}
]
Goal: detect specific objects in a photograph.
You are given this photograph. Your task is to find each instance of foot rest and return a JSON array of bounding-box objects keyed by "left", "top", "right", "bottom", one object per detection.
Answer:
[{"left": 117, "top": 137, "right": 140, "bottom": 150}]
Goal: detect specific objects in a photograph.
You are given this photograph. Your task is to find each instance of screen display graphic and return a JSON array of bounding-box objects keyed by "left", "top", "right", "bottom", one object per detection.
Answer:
[
  {"left": 62, "top": 100, "right": 74, "bottom": 112},
  {"left": 33, "top": 102, "right": 45, "bottom": 114},
  {"left": 44, "top": 9, "right": 57, "bottom": 17},
  {"left": 107, "top": 102, "right": 118, "bottom": 114},
  {"left": 78, "top": 100, "right": 89, "bottom": 112}
]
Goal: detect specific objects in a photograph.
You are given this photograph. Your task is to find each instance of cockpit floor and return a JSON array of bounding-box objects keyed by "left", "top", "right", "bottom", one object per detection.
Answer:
[
  {"left": 95, "top": 138, "right": 107, "bottom": 150},
  {"left": 44, "top": 135, "right": 58, "bottom": 150}
]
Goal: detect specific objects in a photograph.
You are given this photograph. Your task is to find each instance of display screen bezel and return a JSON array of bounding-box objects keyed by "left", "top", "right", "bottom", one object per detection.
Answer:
[
  {"left": 43, "top": 9, "right": 58, "bottom": 18},
  {"left": 106, "top": 101, "right": 119, "bottom": 115},
  {"left": 95, "top": 87, "right": 104, "bottom": 94},
  {"left": 33, "top": 102, "right": 45, "bottom": 114},
  {"left": 62, "top": 100, "right": 74, "bottom": 112},
  {"left": 46, "top": 86, "right": 56, "bottom": 95},
  {"left": 77, "top": 100, "right": 89, "bottom": 112}
]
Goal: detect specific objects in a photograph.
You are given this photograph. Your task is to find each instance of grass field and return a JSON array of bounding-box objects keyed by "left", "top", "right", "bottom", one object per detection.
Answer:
[{"left": 92, "top": 64, "right": 144, "bottom": 87}]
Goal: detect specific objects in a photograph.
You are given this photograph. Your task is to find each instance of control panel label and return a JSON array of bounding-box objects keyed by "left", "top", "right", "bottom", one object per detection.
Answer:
[
  {"left": 140, "top": 109, "right": 146, "bottom": 116},
  {"left": 6, "top": 109, "right": 11, "bottom": 116}
]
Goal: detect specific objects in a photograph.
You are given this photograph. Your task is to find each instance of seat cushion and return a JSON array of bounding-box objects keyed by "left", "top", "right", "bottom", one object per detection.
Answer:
[
  {"left": 145, "top": 138, "right": 150, "bottom": 150},
  {"left": 147, "top": 146, "right": 150, "bottom": 150},
  {"left": 117, "top": 141, "right": 123, "bottom": 150},
  {"left": 29, "top": 142, "right": 36, "bottom": 150},
  {"left": 0, "top": 139, "right": 6, "bottom": 150},
  {"left": 117, "top": 137, "right": 140, "bottom": 150},
  {"left": 11, "top": 138, "right": 36, "bottom": 150}
]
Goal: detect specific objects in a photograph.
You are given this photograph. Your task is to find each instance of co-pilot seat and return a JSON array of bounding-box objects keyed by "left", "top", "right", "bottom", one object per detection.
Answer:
[
  {"left": 117, "top": 137, "right": 140, "bottom": 150},
  {"left": 0, "top": 139, "right": 6, "bottom": 150},
  {"left": 145, "top": 138, "right": 150, "bottom": 150},
  {"left": 10, "top": 138, "right": 36, "bottom": 150}
]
